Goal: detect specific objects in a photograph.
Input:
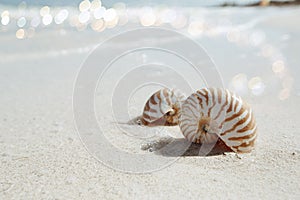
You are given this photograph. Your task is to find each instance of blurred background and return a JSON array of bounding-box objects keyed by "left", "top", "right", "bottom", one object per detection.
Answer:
[{"left": 1, "top": 0, "right": 299, "bottom": 101}]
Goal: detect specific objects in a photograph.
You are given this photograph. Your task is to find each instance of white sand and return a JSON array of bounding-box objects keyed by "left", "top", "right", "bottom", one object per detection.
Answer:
[{"left": 0, "top": 6, "right": 300, "bottom": 199}]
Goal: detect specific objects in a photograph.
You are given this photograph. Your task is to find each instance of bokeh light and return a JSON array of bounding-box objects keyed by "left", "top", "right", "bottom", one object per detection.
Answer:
[
  {"left": 161, "top": 9, "right": 176, "bottom": 24},
  {"left": 1, "top": 10, "right": 10, "bottom": 25},
  {"left": 118, "top": 12, "right": 128, "bottom": 26},
  {"left": 40, "top": 6, "right": 50, "bottom": 17},
  {"left": 54, "top": 9, "right": 69, "bottom": 24},
  {"left": 17, "top": 17, "right": 27, "bottom": 28},
  {"left": 27, "top": 27, "right": 35, "bottom": 38},
  {"left": 90, "top": 0, "right": 102, "bottom": 11},
  {"left": 93, "top": 7, "right": 106, "bottom": 19},
  {"left": 79, "top": 0, "right": 91, "bottom": 12},
  {"left": 103, "top": 8, "right": 117, "bottom": 22},
  {"left": 1, "top": 15, "right": 10, "bottom": 26},
  {"left": 1, "top": 10, "right": 9, "bottom": 18},
  {"left": 248, "top": 76, "right": 265, "bottom": 96},
  {"left": 16, "top": 29, "right": 25, "bottom": 39},
  {"left": 171, "top": 13, "right": 187, "bottom": 29},
  {"left": 272, "top": 60, "right": 285, "bottom": 74},
  {"left": 105, "top": 17, "right": 119, "bottom": 28},
  {"left": 31, "top": 16, "right": 41, "bottom": 27},
  {"left": 91, "top": 19, "right": 105, "bottom": 32},
  {"left": 140, "top": 7, "right": 156, "bottom": 27},
  {"left": 229, "top": 73, "right": 248, "bottom": 96},
  {"left": 188, "top": 21, "right": 204, "bottom": 36},
  {"left": 78, "top": 11, "right": 90, "bottom": 24},
  {"left": 42, "top": 14, "right": 53, "bottom": 26}
]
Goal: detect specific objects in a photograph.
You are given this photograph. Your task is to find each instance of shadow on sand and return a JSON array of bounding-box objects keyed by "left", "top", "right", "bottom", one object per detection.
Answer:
[
  {"left": 124, "top": 116, "right": 233, "bottom": 157},
  {"left": 141, "top": 137, "right": 233, "bottom": 157}
]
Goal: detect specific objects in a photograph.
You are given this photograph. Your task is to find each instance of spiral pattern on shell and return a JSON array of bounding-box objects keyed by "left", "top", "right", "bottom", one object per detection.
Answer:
[
  {"left": 141, "top": 88, "right": 185, "bottom": 126},
  {"left": 179, "top": 88, "right": 257, "bottom": 153}
]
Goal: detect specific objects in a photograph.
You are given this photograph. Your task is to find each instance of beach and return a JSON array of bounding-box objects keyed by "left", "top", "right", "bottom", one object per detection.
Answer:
[{"left": 0, "top": 5, "right": 300, "bottom": 199}]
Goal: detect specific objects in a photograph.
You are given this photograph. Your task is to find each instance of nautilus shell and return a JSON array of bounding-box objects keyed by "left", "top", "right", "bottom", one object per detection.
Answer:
[
  {"left": 141, "top": 88, "right": 185, "bottom": 126},
  {"left": 179, "top": 88, "right": 257, "bottom": 153}
]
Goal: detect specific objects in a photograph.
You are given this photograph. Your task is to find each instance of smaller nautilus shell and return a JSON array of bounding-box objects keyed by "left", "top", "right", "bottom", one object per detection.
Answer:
[
  {"left": 179, "top": 88, "right": 257, "bottom": 153},
  {"left": 141, "top": 88, "right": 185, "bottom": 126}
]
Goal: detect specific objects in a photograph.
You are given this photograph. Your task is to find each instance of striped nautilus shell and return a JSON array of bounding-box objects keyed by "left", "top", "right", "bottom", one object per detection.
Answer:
[
  {"left": 141, "top": 88, "right": 185, "bottom": 126},
  {"left": 179, "top": 88, "right": 257, "bottom": 153}
]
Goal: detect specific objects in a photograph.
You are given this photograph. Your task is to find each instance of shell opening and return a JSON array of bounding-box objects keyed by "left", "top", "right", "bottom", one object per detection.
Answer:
[
  {"left": 202, "top": 124, "right": 210, "bottom": 133},
  {"left": 166, "top": 109, "right": 175, "bottom": 116},
  {"left": 198, "top": 117, "right": 216, "bottom": 135}
]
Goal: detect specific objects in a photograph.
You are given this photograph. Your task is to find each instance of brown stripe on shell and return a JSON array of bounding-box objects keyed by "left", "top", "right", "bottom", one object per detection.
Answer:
[
  {"left": 149, "top": 95, "right": 157, "bottom": 105},
  {"left": 228, "top": 127, "right": 257, "bottom": 141},
  {"left": 214, "top": 90, "right": 229, "bottom": 121},
  {"left": 207, "top": 88, "right": 216, "bottom": 118},
  {"left": 236, "top": 111, "right": 255, "bottom": 133},
  {"left": 220, "top": 110, "right": 250, "bottom": 136},
  {"left": 198, "top": 89, "right": 209, "bottom": 106}
]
